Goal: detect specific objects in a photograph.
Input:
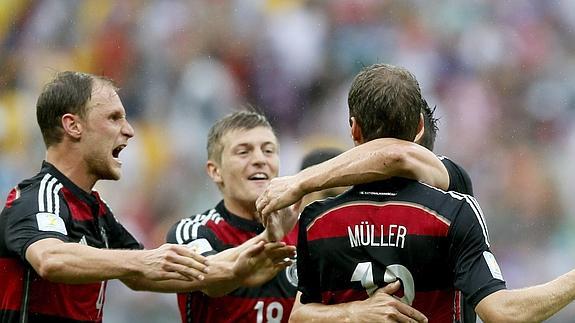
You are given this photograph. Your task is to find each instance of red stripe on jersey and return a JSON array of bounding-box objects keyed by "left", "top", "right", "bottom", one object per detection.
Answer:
[
  {"left": 206, "top": 220, "right": 298, "bottom": 246},
  {"left": 27, "top": 275, "right": 103, "bottom": 321},
  {"left": 4, "top": 187, "right": 19, "bottom": 208},
  {"left": 0, "top": 258, "right": 24, "bottom": 311},
  {"left": 205, "top": 220, "right": 259, "bottom": 246},
  {"left": 322, "top": 287, "right": 455, "bottom": 323},
  {"left": 61, "top": 188, "right": 94, "bottom": 221},
  {"left": 92, "top": 192, "right": 109, "bottom": 217},
  {"left": 413, "top": 289, "right": 455, "bottom": 323},
  {"left": 321, "top": 289, "right": 368, "bottom": 304},
  {"left": 454, "top": 290, "right": 462, "bottom": 321},
  {"left": 307, "top": 203, "right": 450, "bottom": 241}
]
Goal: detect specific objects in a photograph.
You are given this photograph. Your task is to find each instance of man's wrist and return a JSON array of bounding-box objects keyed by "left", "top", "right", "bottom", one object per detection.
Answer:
[{"left": 296, "top": 171, "right": 317, "bottom": 196}]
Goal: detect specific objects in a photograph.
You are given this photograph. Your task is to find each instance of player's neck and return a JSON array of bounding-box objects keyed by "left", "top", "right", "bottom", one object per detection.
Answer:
[
  {"left": 223, "top": 198, "right": 258, "bottom": 222},
  {"left": 46, "top": 146, "right": 96, "bottom": 193}
]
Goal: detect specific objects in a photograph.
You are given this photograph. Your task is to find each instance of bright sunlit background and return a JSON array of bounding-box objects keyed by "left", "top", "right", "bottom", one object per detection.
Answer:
[{"left": 2, "top": 1, "right": 575, "bottom": 322}]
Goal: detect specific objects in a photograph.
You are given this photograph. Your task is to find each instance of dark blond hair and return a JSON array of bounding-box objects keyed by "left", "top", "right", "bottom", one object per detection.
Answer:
[{"left": 207, "top": 110, "right": 274, "bottom": 163}]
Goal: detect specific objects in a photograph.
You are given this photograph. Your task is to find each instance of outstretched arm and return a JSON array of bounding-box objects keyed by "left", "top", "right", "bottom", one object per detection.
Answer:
[
  {"left": 475, "top": 270, "right": 575, "bottom": 323},
  {"left": 26, "top": 238, "right": 208, "bottom": 284},
  {"left": 290, "top": 282, "right": 428, "bottom": 323},
  {"left": 199, "top": 237, "right": 295, "bottom": 297},
  {"left": 122, "top": 237, "right": 295, "bottom": 295},
  {"left": 257, "top": 138, "right": 448, "bottom": 215}
]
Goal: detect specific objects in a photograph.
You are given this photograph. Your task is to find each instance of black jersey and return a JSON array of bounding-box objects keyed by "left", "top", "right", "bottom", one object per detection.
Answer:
[
  {"left": 440, "top": 156, "right": 473, "bottom": 196},
  {"left": 166, "top": 201, "right": 298, "bottom": 323},
  {"left": 0, "top": 161, "right": 142, "bottom": 323},
  {"left": 297, "top": 178, "right": 505, "bottom": 323}
]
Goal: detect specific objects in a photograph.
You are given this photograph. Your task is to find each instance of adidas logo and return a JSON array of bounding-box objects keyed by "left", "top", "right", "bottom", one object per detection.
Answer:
[{"left": 79, "top": 235, "right": 88, "bottom": 245}]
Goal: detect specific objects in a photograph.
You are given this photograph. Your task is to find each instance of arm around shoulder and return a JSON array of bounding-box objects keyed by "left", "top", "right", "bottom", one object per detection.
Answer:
[{"left": 298, "top": 138, "right": 449, "bottom": 191}]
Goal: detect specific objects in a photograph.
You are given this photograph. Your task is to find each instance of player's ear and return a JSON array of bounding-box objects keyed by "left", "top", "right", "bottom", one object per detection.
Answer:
[
  {"left": 414, "top": 112, "right": 425, "bottom": 143},
  {"left": 350, "top": 117, "right": 364, "bottom": 145},
  {"left": 206, "top": 160, "right": 223, "bottom": 184},
  {"left": 62, "top": 113, "right": 83, "bottom": 140}
]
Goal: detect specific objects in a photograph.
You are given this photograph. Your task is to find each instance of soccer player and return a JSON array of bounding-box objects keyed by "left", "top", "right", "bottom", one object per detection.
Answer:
[
  {"left": 256, "top": 104, "right": 473, "bottom": 218},
  {"left": 166, "top": 111, "right": 300, "bottom": 323},
  {"left": 287, "top": 64, "right": 575, "bottom": 322},
  {"left": 257, "top": 108, "right": 472, "bottom": 323},
  {"left": 167, "top": 110, "right": 444, "bottom": 323},
  {"left": 0, "top": 72, "right": 293, "bottom": 323}
]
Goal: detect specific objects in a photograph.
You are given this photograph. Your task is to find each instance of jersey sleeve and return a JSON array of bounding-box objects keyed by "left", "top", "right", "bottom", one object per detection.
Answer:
[
  {"left": 3, "top": 191, "right": 71, "bottom": 261},
  {"left": 166, "top": 215, "right": 223, "bottom": 256},
  {"left": 448, "top": 195, "right": 506, "bottom": 308},
  {"left": 296, "top": 207, "right": 322, "bottom": 304},
  {"left": 105, "top": 215, "right": 143, "bottom": 250},
  {"left": 440, "top": 156, "right": 474, "bottom": 196}
]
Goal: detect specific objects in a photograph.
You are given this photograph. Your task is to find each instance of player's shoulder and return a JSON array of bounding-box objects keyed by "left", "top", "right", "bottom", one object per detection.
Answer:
[
  {"left": 166, "top": 206, "right": 222, "bottom": 244},
  {"left": 3, "top": 171, "right": 62, "bottom": 214},
  {"left": 299, "top": 190, "right": 354, "bottom": 226},
  {"left": 172, "top": 207, "right": 223, "bottom": 227},
  {"left": 436, "top": 155, "right": 474, "bottom": 196},
  {"left": 416, "top": 183, "right": 482, "bottom": 222}
]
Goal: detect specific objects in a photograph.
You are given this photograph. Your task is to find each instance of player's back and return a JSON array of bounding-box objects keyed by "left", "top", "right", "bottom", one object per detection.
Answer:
[{"left": 298, "top": 177, "right": 497, "bottom": 323}]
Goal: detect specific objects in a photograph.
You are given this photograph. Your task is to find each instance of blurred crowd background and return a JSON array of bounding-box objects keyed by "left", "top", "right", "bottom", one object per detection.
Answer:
[{"left": 2, "top": 0, "right": 575, "bottom": 322}]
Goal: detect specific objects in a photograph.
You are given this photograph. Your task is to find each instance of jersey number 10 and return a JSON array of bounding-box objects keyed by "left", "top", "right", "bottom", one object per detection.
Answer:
[
  {"left": 254, "top": 300, "right": 283, "bottom": 323},
  {"left": 351, "top": 262, "right": 415, "bottom": 305}
]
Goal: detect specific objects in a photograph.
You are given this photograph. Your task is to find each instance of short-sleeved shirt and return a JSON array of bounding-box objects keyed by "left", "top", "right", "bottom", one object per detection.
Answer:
[
  {"left": 0, "top": 161, "right": 142, "bottom": 323},
  {"left": 297, "top": 178, "right": 505, "bottom": 323},
  {"left": 166, "top": 201, "right": 298, "bottom": 323},
  {"left": 440, "top": 156, "right": 473, "bottom": 196}
]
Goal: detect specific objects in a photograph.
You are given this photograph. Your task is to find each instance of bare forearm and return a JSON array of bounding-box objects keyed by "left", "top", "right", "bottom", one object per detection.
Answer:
[
  {"left": 297, "top": 138, "right": 448, "bottom": 193},
  {"left": 477, "top": 271, "right": 575, "bottom": 323},
  {"left": 290, "top": 302, "right": 355, "bottom": 323},
  {"left": 28, "top": 241, "right": 141, "bottom": 283},
  {"left": 122, "top": 276, "right": 205, "bottom": 293},
  {"left": 27, "top": 238, "right": 208, "bottom": 285}
]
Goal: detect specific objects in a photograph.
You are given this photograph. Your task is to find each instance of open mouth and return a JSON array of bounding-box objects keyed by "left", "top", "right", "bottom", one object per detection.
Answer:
[
  {"left": 112, "top": 144, "right": 126, "bottom": 163},
  {"left": 248, "top": 173, "right": 269, "bottom": 181}
]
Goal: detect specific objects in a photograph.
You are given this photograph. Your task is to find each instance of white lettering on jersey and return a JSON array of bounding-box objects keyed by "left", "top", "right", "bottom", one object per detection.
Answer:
[
  {"left": 36, "top": 212, "right": 67, "bottom": 235},
  {"left": 348, "top": 221, "right": 406, "bottom": 248}
]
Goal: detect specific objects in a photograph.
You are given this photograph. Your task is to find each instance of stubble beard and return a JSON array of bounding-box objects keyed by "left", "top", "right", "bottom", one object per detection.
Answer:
[{"left": 86, "top": 153, "right": 121, "bottom": 182}]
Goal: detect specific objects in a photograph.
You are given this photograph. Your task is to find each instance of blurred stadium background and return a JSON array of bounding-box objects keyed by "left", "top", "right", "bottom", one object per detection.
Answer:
[{"left": 2, "top": 0, "right": 575, "bottom": 322}]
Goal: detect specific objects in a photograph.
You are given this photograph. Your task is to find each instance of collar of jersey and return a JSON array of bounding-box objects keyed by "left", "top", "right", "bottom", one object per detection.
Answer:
[
  {"left": 353, "top": 177, "right": 413, "bottom": 192},
  {"left": 215, "top": 200, "right": 265, "bottom": 234},
  {"left": 41, "top": 160, "right": 100, "bottom": 206}
]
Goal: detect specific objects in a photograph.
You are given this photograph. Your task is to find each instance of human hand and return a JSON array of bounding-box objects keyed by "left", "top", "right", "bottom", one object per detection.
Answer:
[
  {"left": 263, "top": 205, "right": 299, "bottom": 242},
  {"left": 256, "top": 175, "right": 305, "bottom": 219},
  {"left": 350, "top": 281, "right": 428, "bottom": 323},
  {"left": 136, "top": 244, "right": 208, "bottom": 281},
  {"left": 233, "top": 241, "right": 296, "bottom": 287}
]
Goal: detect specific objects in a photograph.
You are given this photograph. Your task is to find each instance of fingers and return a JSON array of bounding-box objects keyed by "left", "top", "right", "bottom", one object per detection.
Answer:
[
  {"left": 389, "top": 302, "right": 427, "bottom": 323},
  {"left": 263, "top": 242, "right": 296, "bottom": 262},
  {"left": 372, "top": 283, "right": 428, "bottom": 323},
  {"left": 243, "top": 241, "right": 266, "bottom": 258},
  {"left": 380, "top": 280, "right": 401, "bottom": 294},
  {"left": 255, "top": 195, "right": 266, "bottom": 214},
  {"left": 149, "top": 244, "right": 211, "bottom": 280},
  {"left": 164, "top": 262, "right": 207, "bottom": 281},
  {"left": 177, "top": 245, "right": 208, "bottom": 264}
]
